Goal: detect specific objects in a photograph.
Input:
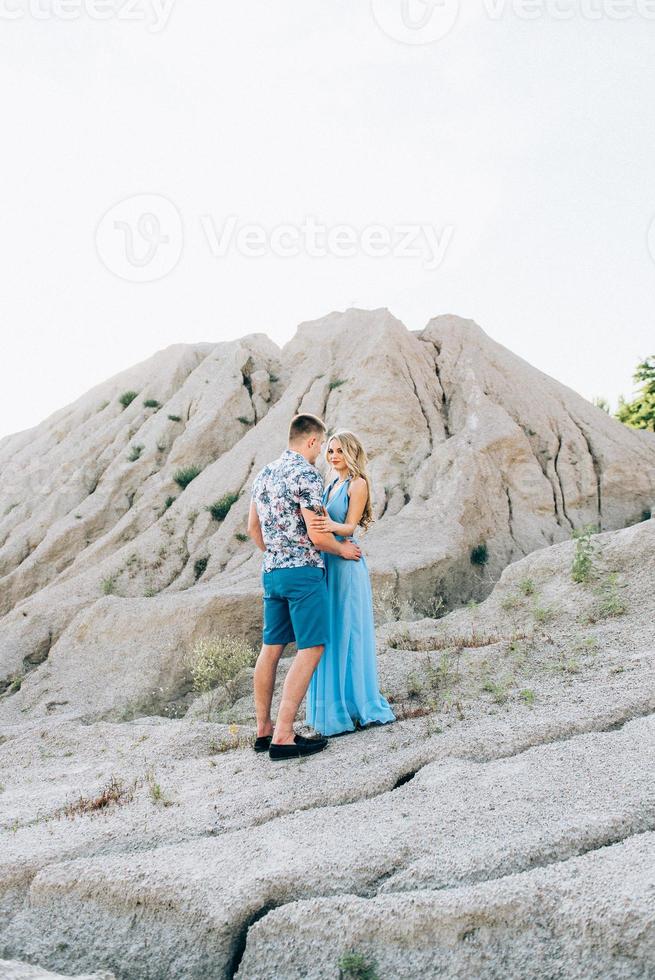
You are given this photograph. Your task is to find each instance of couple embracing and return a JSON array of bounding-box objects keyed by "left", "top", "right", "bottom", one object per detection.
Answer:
[{"left": 247, "top": 413, "right": 396, "bottom": 760}]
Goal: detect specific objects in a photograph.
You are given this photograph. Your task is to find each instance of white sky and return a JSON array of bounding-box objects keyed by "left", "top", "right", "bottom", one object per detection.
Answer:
[{"left": 1, "top": 0, "right": 654, "bottom": 442}]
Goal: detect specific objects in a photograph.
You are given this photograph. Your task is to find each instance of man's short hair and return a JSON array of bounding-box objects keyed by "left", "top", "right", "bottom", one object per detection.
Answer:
[{"left": 288, "top": 413, "right": 327, "bottom": 444}]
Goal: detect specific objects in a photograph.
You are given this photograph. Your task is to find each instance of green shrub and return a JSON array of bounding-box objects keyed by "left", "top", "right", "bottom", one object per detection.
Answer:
[
  {"left": 194, "top": 556, "right": 208, "bottom": 580},
  {"left": 501, "top": 593, "right": 521, "bottom": 612},
  {"left": 208, "top": 492, "right": 239, "bottom": 522},
  {"left": 101, "top": 576, "right": 117, "bottom": 595},
  {"left": 470, "top": 543, "right": 488, "bottom": 566},
  {"left": 237, "top": 416, "right": 253, "bottom": 425},
  {"left": 406, "top": 671, "right": 424, "bottom": 698},
  {"left": 173, "top": 465, "right": 202, "bottom": 489},
  {"left": 588, "top": 573, "right": 628, "bottom": 621},
  {"left": 482, "top": 678, "right": 508, "bottom": 704},
  {"left": 519, "top": 578, "right": 536, "bottom": 596},
  {"left": 164, "top": 496, "right": 176, "bottom": 510},
  {"left": 118, "top": 390, "right": 138, "bottom": 409},
  {"left": 338, "top": 952, "right": 378, "bottom": 980},
  {"left": 168, "top": 414, "right": 182, "bottom": 422},
  {"left": 235, "top": 532, "right": 248, "bottom": 542},
  {"left": 143, "top": 399, "right": 161, "bottom": 409},
  {"left": 128, "top": 444, "right": 144, "bottom": 462},
  {"left": 328, "top": 378, "right": 347, "bottom": 391},
  {"left": 185, "top": 635, "right": 257, "bottom": 705},
  {"left": 533, "top": 603, "right": 554, "bottom": 624},
  {"left": 571, "top": 524, "right": 599, "bottom": 583}
]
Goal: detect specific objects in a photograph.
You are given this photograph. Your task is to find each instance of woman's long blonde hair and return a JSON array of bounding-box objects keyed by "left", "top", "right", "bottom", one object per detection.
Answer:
[{"left": 325, "top": 430, "right": 375, "bottom": 531}]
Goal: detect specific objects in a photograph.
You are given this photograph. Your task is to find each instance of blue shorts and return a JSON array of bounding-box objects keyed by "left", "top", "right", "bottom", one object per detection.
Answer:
[{"left": 262, "top": 565, "right": 329, "bottom": 650}]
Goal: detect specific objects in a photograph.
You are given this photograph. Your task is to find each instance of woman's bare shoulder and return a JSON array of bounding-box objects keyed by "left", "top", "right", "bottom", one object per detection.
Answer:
[{"left": 348, "top": 476, "right": 368, "bottom": 495}]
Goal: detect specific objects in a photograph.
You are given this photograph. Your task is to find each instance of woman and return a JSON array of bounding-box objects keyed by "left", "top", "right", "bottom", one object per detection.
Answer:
[{"left": 304, "top": 430, "right": 396, "bottom": 736}]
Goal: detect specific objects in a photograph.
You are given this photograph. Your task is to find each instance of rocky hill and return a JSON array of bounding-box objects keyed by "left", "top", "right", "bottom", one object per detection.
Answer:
[
  {"left": 1, "top": 309, "right": 654, "bottom": 979},
  {"left": 1, "top": 309, "right": 653, "bottom": 724}
]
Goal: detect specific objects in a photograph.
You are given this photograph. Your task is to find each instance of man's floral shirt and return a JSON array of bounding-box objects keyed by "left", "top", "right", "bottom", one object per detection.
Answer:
[{"left": 251, "top": 449, "right": 325, "bottom": 572}]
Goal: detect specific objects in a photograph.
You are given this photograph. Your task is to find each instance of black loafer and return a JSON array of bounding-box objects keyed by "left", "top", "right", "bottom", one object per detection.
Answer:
[
  {"left": 269, "top": 734, "right": 328, "bottom": 760},
  {"left": 253, "top": 734, "right": 273, "bottom": 752}
]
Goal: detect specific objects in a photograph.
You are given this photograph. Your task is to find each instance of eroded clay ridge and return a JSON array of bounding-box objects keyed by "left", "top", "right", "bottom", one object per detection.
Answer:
[{"left": 1, "top": 309, "right": 654, "bottom": 724}]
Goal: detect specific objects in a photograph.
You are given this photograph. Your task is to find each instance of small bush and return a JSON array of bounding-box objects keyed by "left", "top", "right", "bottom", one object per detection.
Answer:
[
  {"left": 533, "top": 604, "right": 554, "bottom": 624},
  {"left": 372, "top": 583, "right": 402, "bottom": 624},
  {"left": 146, "top": 772, "right": 173, "bottom": 806},
  {"left": 62, "top": 775, "right": 132, "bottom": 818},
  {"left": 235, "top": 532, "right": 248, "bottom": 542},
  {"left": 237, "top": 416, "right": 253, "bottom": 425},
  {"left": 406, "top": 672, "right": 424, "bottom": 698},
  {"left": 174, "top": 465, "right": 202, "bottom": 489},
  {"left": 7, "top": 675, "right": 23, "bottom": 695},
  {"left": 328, "top": 378, "right": 347, "bottom": 390},
  {"left": 208, "top": 492, "right": 239, "bottom": 522},
  {"left": 269, "top": 372, "right": 279, "bottom": 383},
  {"left": 168, "top": 414, "right": 182, "bottom": 422},
  {"left": 338, "top": 952, "right": 378, "bottom": 980},
  {"left": 101, "top": 576, "right": 117, "bottom": 595},
  {"left": 520, "top": 689, "right": 535, "bottom": 705},
  {"left": 470, "top": 543, "right": 488, "bottom": 566},
  {"left": 418, "top": 595, "right": 445, "bottom": 619},
  {"left": 519, "top": 578, "right": 536, "bottom": 596},
  {"left": 185, "top": 635, "right": 257, "bottom": 707},
  {"left": 128, "top": 444, "right": 144, "bottom": 462},
  {"left": 571, "top": 524, "right": 599, "bottom": 584},
  {"left": 143, "top": 399, "right": 161, "bottom": 409},
  {"left": 482, "top": 678, "right": 508, "bottom": 704},
  {"left": 501, "top": 593, "right": 521, "bottom": 612},
  {"left": 588, "top": 573, "right": 628, "bottom": 621},
  {"left": 194, "top": 556, "right": 209, "bottom": 580},
  {"left": 119, "top": 390, "right": 138, "bottom": 409},
  {"left": 209, "top": 724, "right": 251, "bottom": 753},
  {"left": 164, "top": 496, "right": 176, "bottom": 510}
]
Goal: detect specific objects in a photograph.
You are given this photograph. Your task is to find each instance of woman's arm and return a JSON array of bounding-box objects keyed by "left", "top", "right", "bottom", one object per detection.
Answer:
[{"left": 307, "top": 478, "right": 368, "bottom": 537}]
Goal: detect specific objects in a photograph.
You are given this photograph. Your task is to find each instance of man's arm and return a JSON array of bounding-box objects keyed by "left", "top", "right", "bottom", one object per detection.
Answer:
[
  {"left": 248, "top": 501, "right": 266, "bottom": 552},
  {"left": 301, "top": 507, "right": 361, "bottom": 560}
]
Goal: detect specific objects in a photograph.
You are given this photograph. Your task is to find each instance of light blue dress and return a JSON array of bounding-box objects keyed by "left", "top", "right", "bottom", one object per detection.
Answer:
[{"left": 305, "top": 477, "right": 396, "bottom": 736}]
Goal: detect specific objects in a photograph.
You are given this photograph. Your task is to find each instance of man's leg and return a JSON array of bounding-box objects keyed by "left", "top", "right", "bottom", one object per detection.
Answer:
[
  {"left": 254, "top": 643, "right": 285, "bottom": 738},
  {"left": 272, "top": 644, "right": 324, "bottom": 745}
]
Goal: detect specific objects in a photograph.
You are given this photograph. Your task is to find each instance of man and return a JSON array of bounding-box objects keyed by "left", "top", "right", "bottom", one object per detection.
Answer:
[{"left": 248, "top": 413, "right": 362, "bottom": 760}]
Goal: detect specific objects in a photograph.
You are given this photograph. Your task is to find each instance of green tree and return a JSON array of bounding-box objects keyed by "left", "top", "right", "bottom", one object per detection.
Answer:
[{"left": 616, "top": 355, "right": 655, "bottom": 432}]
